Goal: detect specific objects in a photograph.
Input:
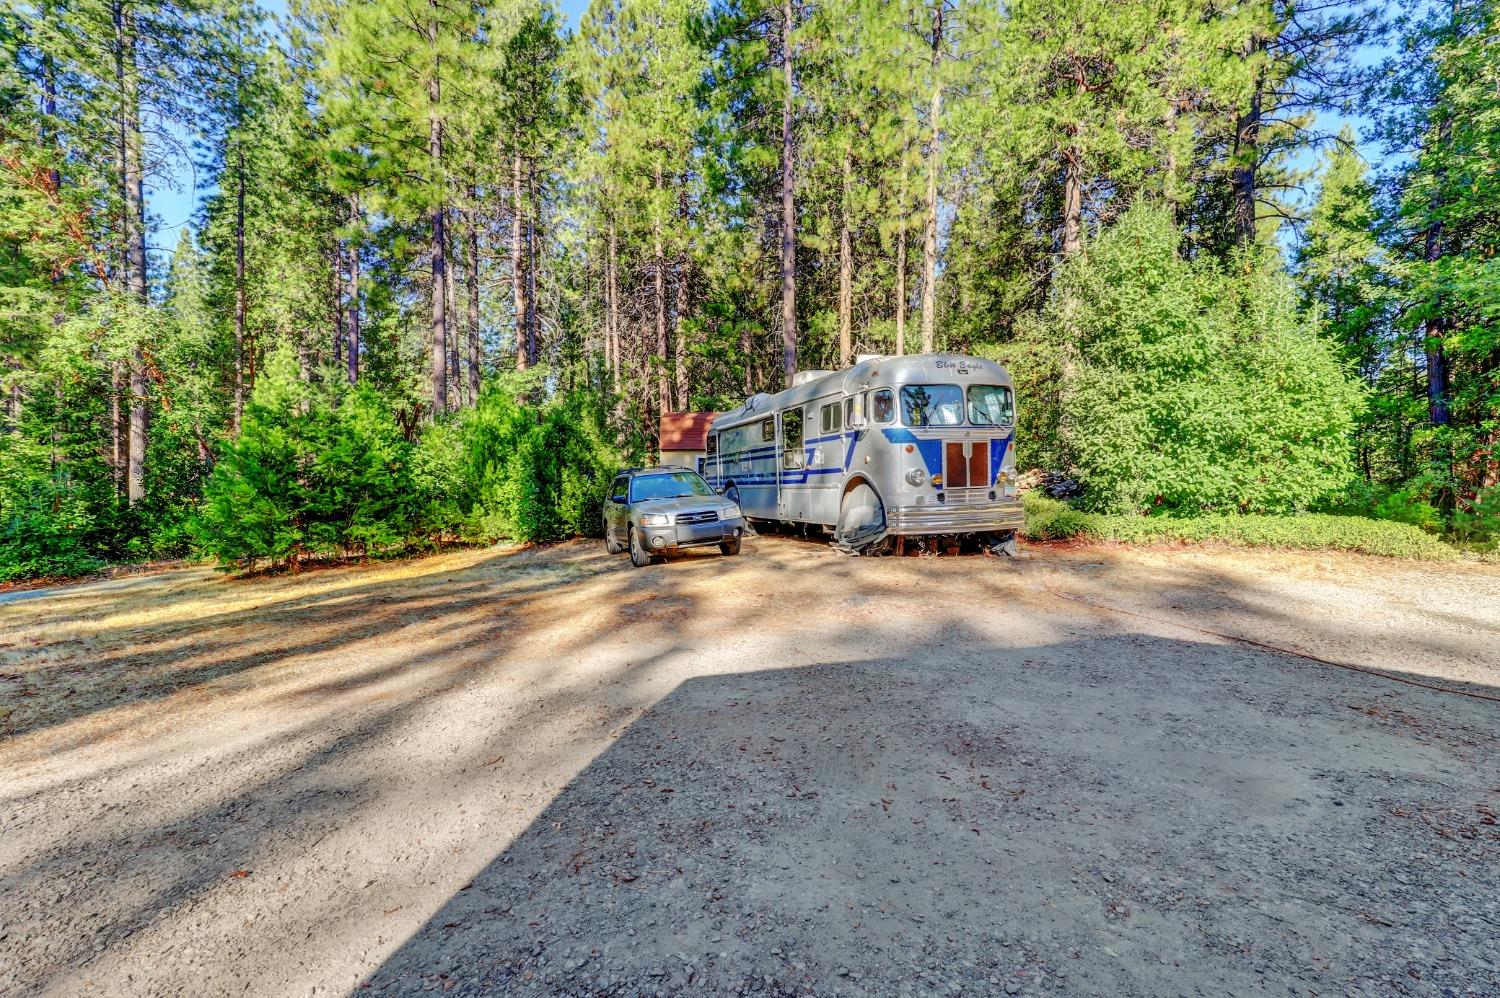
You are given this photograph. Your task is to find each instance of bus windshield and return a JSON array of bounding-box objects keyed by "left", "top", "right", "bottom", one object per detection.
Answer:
[
  {"left": 967, "top": 385, "right": 1014, "bottom": 426},
  {"left": 630, "top": 471, "right": 715, "bottom": 501},
  {"left": 900, "top": 385, "right": 964, "bottom": 426}
]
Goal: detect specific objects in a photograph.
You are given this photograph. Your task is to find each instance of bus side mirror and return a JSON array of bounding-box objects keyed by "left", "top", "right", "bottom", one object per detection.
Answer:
[{"left": 847, "top": 414, "right": 868, "bottom": 430}]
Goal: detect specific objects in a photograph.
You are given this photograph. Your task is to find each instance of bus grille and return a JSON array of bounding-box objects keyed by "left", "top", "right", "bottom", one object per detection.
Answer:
[
  {"left": 943, "top": 441, "right": 991, "bottom": 490},
  {"left": 676, "top": 510, "right": 720, "bottom": 525}
]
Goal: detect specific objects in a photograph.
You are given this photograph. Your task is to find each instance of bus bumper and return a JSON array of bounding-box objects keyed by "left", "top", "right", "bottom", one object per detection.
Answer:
[{"left": 886, "top": 498, "right": 1025, "bottom": 535}]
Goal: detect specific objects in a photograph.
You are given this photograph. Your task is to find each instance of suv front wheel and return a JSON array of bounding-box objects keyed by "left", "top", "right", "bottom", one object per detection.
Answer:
[{"left": 628, "top": 525, "right": 653, "bottom": 568}]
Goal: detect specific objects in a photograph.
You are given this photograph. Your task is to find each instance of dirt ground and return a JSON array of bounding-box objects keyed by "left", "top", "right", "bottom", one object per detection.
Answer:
[{"left": 2, "top": 534, "right": 1499, "bottom": 998}]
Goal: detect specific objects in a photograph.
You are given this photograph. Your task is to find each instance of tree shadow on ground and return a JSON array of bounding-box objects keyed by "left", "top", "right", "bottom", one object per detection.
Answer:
[
  {"left": 5, "top": 539, "right": 1498, "bottom": 997},
  {"left": 1, "top": 542, "right": 719, "bottom": 747},
  {"left": 364, "top": 630, "right": 1500, "bottom": 998}
]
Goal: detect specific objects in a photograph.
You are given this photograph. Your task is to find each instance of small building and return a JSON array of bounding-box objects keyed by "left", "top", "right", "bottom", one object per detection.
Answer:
[{"left": 659, "top": 411, "right": 718, "bottom": 475}]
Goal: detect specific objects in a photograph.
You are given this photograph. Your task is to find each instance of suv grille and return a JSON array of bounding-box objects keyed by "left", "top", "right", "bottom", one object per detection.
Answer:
[{"left": 676, "top": 510, "right": 720, "bottom": 525}]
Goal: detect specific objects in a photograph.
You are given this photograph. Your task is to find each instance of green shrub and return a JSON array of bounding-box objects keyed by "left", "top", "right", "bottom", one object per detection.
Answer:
[
  {"left": 1020, "top": 490, "right": 1093, "bottom": 540},
  {"left": 988, "top": 204, "right": 1364, "bottom": 516},
  {"left": 1449, "top": 488, "right": 1500, "bottom": 552},
  {"left": 452, "top": 377, "right": 621, "bottom": 544},
  {"left": 1022, "top": 491, "right": 1457, "bottom": 560},
  {"left": 194, "top": 347, "right": 422, "bottom": 569},
  {"left": 0, "top": 488, "right": 104, "bottom": 581}
]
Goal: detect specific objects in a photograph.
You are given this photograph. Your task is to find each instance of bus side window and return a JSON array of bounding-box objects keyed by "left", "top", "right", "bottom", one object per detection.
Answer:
[
  {"left": 761, "top": 418, "right": 774, "bottom": 442},
  {"left": 820, "top": 402, "right": 841, "bottom": 434},
  {"left": 781, "top": 409, "right": 804, "bottom": 469},
  {"left": 871, "top": 389, "right": 895, "bottom": 423},
  {"left": 706, "top": 433, "right": 717, "bottom": 455}
]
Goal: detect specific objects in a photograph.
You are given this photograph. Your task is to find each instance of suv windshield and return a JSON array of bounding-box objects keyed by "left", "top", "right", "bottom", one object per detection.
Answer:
[
  {"left": 630, "top": 471, "right": 715, "bottom": 502},
  {"left": 900, "top": 385, "right": 964, "bottom": 427}
]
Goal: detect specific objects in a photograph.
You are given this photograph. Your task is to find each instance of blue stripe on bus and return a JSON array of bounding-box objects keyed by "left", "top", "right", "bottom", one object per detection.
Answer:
[{"left": 714, "top": 429, "right": 1012, "bottom": 491}]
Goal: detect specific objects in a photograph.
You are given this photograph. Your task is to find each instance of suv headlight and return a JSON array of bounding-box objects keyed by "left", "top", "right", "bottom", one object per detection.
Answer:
[
  {"left": 724, "top": 503, "right": 742, "bottom": 519},
  {"left": 639, "top": 513, "right": 671, "bottom": 526}
]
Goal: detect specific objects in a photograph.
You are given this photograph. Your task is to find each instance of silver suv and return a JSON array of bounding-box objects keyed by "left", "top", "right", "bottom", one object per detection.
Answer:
[{"left": 603, "top": 467, "right": 748, "bottom": 567}]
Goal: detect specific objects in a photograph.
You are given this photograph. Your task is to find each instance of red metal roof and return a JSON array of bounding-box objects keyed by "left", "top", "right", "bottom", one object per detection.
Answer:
[{"left": 659, "top": 411, "right": 718, "bottom": 452}]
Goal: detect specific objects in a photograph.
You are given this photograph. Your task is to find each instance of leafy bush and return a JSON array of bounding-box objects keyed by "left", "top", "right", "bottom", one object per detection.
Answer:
[
  {"left": 451, "top": 377, "right": 621, "bottom": 544},
  {"left": 1449, "top": 489, "right": 1500, "bottom": 552},
  {"left": 1022, "top": 492, "right": 1457, "bottom": 560},
  {"left": 0, "top": 488, "right": 104, "bottom": 581},
  {"left": 194, "top": 346, "right": 420, "bottom": 569},
  {"left": 988, "top": 204, "right": 1364, "bottom": 516}
]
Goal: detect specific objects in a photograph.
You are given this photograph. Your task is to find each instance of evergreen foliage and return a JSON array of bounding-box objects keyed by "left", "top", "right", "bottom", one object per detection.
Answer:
[
  {"left": 2, "top": 0, "right": 1497, "bottom": 576},
  {"left": 1031, "top": 205, "right": 1363, "bottom": 515}
]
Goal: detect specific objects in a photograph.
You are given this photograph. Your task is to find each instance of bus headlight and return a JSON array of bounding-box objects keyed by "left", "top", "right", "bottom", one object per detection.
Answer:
[
  {"left": 905, "top": 468, "right": 927, "bottom": 487},
  {"left": 639, "top": 513, "right": 671, "bottom": 526}
]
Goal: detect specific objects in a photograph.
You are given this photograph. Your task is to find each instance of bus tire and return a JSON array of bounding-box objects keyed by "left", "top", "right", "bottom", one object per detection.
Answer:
[{"left": 836, "top": 481, "right": 886, "bottom": 552}]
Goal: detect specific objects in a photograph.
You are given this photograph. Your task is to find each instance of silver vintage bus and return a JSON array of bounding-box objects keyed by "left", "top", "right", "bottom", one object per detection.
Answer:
[{"left": 703, "top": 353, "right": 1023, "bottom": 553}]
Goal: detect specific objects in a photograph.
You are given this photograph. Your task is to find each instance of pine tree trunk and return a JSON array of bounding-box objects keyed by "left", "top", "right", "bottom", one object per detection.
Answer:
[
  {"left": 1062, "top": 143, "right": 1082, "bottom": 257},
  {"left": 602, "top": 223, "right": 613, "bottom": 385},
  {"left": 1423, "top": 110, "right": 1453, "bottom": 432},
  {"left": 116, "top": 0, "right": 148, "bottom": 506},
  {"left": 512, "top": 152, "right": 528, "bottom": 371},
  {"left": 607, "top": 218, "right": 620, "bottom": 392},
  {"left": 895, "top": 142, "right": 907, "bottom": 357},
  {"left": 526, "top": 158, "right": 539, "bottom": 366},
  {"left": 465, "top": 197, "right": 481, "bottom": 401},
  {"left": 654, "top": 165, "right": 669, "bottom": 417},
  {"left": 741, "top": 323, "right": 752, "bottom": 395},
  {"left": 232, "top": 93, "right": 247, "bottom": 430},
  {"left": 838, "top": 145, "right": 853, "bottom": 368},
  {"left": 111, "top": 363, "right": 124, "bottom": 495},
  {"left": 674, "top": 256, "right": 689, "bottom": 411},
  {"left": 920, "top": 1, "right": 942, "bottom": 355},
  {"left": 427, "top": 24, "right": 449, "bottom": 413},
  {"left": 347, "top": 195, "right": 361, "bottom": 384},
  {"left": 780, "top": 0, "right": 798, "bottom": 384},
  {"left": 334, "top": 235, "right": 345, "bottom": 369},
  {"left": 444, "top": 212, "right": 461, "bottom": 406},
  {"left": 1232, "top": 64, "right": 1263, "bottom": 247}
]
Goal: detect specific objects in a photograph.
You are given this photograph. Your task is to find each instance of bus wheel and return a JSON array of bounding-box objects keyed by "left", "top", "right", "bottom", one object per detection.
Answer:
[{"left": 835, "top": 482, "right": 887, "bottom": 553}]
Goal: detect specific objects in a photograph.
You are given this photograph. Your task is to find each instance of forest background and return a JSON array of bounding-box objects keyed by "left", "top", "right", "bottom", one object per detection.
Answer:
[{"left": 1, "top": 0, "right": 1497, "bottom": 576}]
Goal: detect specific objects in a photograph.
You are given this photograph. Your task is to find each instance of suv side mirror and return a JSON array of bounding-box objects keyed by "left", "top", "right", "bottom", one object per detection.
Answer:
[
  {"left": 714, "top": 486, "right": 725, "bottom": 494},
  {"left": 611, "top": 493, "right": 626, "bottom": 504}
]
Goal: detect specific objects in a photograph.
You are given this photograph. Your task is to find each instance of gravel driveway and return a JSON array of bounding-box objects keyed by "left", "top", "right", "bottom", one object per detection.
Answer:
[{"left": 2, "top": 537, "right": 1498, "bottom": 997}]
